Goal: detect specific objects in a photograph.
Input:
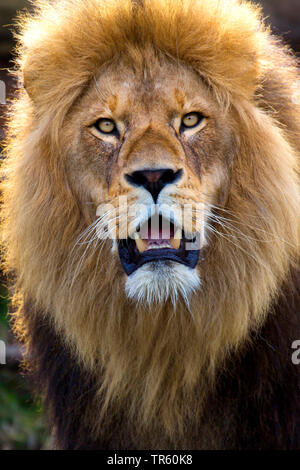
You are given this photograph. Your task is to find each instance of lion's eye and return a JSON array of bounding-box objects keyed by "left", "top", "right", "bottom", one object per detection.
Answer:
[
  {"left": 181, "top": 112, "right": 204, "bottom": 129},
  {"left": 94, "top": 118, "right": 116, "bottom": 134}
]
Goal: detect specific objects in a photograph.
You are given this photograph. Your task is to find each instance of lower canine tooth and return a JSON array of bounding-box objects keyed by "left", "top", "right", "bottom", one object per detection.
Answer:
[
  {"left": 134, "top": 234, "right": 147, "bottom": 253},
  {"left": 170, "top": 228, "right": 182, "bottom": 249},
  {"left": 170, "top": 236, "right": 181, "bottom": 250}
]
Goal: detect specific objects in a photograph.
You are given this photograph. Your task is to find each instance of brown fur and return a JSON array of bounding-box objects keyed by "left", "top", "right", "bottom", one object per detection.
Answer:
[{"left": 1, "top": 0, "right": 300, "bottom": 448}]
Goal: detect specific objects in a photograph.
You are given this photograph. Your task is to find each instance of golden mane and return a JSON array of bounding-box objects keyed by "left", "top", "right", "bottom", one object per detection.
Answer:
[{"left": 1, "top": 0, "right": 300, "bottom": 446}]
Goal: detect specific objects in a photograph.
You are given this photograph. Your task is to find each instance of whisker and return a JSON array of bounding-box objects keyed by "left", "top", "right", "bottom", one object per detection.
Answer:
[{"left": 204, "top": 223, "right": 273, "bottom": 273}]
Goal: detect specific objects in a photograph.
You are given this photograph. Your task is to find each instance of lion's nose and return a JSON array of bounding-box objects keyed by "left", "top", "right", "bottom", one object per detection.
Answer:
[{"left": 125, "top": 168, "right": 183, "bottom": 202}]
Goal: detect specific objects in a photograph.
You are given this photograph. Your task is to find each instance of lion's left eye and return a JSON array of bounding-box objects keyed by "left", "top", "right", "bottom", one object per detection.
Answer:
[
  {"left": 181, "top": 112, "right": 204, "bottom": 129},
  {"left": 94, "top": 118, "right": 116, "bottom": 134}
]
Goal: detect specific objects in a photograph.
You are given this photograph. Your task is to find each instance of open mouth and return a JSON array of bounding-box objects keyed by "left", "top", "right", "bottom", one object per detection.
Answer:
[{"left": 118, "top": 214, "right": 200, "bottom": 275}]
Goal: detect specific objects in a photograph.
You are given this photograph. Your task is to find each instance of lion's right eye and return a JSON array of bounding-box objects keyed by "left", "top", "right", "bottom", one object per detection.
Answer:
[
  {"left": 94, "top": 118, "right": 116, "bottom": 134},
  {"left": 181, "top": 112, "right": 204, "bottom": 129}
]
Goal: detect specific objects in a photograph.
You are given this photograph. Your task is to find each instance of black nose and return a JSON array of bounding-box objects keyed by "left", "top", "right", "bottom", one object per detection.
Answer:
[{"left": 125, "top": 168, "right": 183, "bottom": 202}]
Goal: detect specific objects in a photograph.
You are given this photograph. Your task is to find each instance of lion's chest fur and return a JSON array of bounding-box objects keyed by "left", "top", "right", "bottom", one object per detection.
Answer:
[{"left": 22, "top": 269, "right": 300, "bottom": 449}]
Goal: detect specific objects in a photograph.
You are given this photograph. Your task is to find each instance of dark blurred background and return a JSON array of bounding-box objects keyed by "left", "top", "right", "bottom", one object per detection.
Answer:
[{"left": 0, "top": 0, "right": 300, "bottom": 450}]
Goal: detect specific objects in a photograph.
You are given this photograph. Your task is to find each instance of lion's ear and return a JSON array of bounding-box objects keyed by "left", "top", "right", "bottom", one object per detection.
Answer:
[
  {"left": 22, "top": 52, "right": 52, "bottom": 102},
  {"left": 23, "top": 57, "right": 39, "bottom": 102},
  {"left": 23, "top": 70, "right": 33, "bottom": 100}
]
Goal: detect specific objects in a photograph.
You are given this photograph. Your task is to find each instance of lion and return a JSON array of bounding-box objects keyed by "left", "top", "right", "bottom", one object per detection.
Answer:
[{"left": 1, "top": 0, "right": 300, "bottom": 449}]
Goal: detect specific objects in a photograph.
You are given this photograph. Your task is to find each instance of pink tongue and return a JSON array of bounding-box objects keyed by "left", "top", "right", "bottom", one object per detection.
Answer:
[
  {"left": 148, "top": 225, "right": 161, "bottom": 240},
  {"left": 145, "top": 225, "right": 173, "bottom": 249},
  {"left": 140, "top": 222, "right": 174, "bottom": 240}
]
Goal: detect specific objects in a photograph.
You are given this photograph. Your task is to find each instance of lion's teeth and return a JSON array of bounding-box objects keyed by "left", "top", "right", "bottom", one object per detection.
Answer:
[
  {"left": 136, "top": 238, "right": 147, "bottom": 252},
  {"left": 170, "top": 237, "right": 181, "bottom": 250},
  {"left": 170, "top": 228, "right": 182, "bottom": 250},
  {"left": 133, "top": 233, "right": 147, "bottom": 253}
]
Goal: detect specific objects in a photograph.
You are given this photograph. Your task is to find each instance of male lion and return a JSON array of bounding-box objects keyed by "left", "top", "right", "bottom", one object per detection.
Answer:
[{"left": 1, "top": 0, "right": 300, "bottom": 449}]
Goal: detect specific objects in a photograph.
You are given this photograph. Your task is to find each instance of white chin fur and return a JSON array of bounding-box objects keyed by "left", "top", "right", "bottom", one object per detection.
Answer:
[{"left": 125, "top": 261, "right": 201, "bottom": 309}]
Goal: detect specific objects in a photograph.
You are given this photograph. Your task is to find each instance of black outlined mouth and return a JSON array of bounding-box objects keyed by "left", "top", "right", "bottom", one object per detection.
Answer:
[{"left": 118, "top": 215, "right": 200, "bottom": 276}]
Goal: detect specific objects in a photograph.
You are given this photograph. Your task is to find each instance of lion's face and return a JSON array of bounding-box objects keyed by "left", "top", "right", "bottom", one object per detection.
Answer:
[{"left": 64, "top": 51, "right": 234, "bottom": 306}]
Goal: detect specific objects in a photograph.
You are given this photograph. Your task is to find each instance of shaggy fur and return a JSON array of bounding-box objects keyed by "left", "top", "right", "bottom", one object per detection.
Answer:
[
  {"left": 1, "top": 0, "right": 300, "bottom": 449},
  {"left": 125, "top": 261, "right": 201, "bottom": 308}
]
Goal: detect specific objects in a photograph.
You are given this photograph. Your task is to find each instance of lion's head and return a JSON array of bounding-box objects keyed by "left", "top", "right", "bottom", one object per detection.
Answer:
[{"left": 2, "top": 0, "right": 300, "bottom": 438}]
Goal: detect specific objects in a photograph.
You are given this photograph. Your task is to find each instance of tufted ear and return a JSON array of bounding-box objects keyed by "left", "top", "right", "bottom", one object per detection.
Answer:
[
  {"left": 23, "top": 59, "right": 35, "bottom": 100},
  {"left": 22, "top": 53, "right": 57, "bottom": 104},
  {"left": 21, "top": 50, "right": 82, "bottom": 110},
  {"left": 22, "top": 51, "right": 48, "bottom": 103}
]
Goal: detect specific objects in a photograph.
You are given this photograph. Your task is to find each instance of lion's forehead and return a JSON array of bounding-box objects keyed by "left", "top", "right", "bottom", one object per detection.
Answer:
[{"left": 80, "top": 56, "right": 216, "bottom": 123}]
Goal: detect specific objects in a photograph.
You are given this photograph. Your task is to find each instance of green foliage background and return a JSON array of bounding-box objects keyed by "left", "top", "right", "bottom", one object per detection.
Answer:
[{"left": 0, "top": 283, "right": 49, "bottom": 449}]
